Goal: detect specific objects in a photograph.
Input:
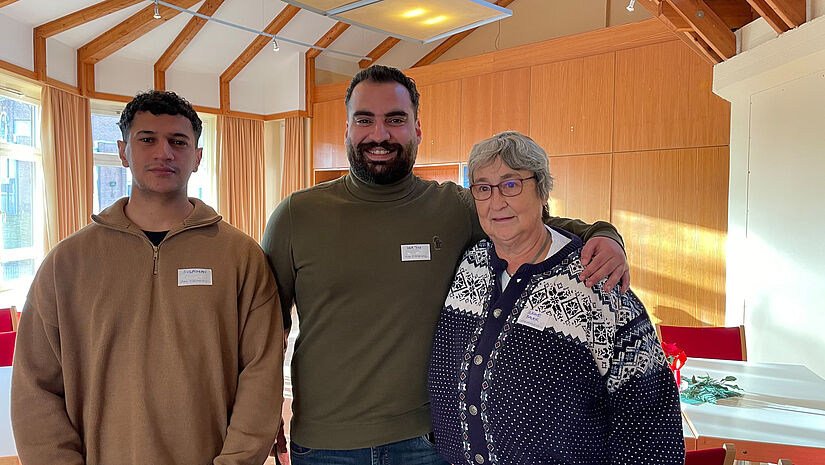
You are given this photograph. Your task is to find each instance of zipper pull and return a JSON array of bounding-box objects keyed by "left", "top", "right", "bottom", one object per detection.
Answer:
[{"left": 153, "top": 246, "right": 159, "bottom": 275}]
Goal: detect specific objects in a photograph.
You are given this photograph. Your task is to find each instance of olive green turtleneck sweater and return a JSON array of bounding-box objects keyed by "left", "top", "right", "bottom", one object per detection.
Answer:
[{"left": 262, "top": 172, "right": 621, "bottom": 449}]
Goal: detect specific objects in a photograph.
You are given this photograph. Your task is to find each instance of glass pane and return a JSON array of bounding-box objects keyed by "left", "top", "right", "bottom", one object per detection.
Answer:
[
  {"left": 0, "top": 96, "right": 37, "bottom": 147},
  {"left": 94, "top": 165, "right": 132, "bottom": 214},
  {"left": 1, "top": 259, "right": 34, "bottom": 281},
  {"left": 91, "top": 113, "right": 122, "bottom": 154},
  {"left": 1, "top": 158, "right": 35, "bottom": 249}
]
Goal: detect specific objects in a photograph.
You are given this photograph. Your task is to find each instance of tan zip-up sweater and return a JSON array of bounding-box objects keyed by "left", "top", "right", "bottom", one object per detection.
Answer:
[{"left": 12, "top": 198, "right": 283, "bottom": 465}]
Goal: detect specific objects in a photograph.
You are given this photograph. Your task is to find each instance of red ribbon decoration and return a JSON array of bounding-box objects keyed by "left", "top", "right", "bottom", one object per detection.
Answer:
[{"left": 661, "top": 341, "right": 687, "bottom": 387}]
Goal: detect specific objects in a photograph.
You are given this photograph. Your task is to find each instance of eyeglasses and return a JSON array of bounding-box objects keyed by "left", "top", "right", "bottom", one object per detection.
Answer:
[{"left": 469, "top": 176, "right": 536, "bottom": 200}]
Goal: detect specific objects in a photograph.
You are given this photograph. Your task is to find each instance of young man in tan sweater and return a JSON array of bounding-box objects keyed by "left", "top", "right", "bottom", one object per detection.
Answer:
[{"left": 11, "top": 90, "right": 284, "bottom": 465}]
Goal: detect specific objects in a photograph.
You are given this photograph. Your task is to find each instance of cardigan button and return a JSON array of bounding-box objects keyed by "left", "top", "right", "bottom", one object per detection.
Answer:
[
  {"left": 473, "top": 355, "right": 483, "bottom": 365},
  {"left": 492, "top": 308, "right": 502, "bottom": 318},
  {"left": 469, "top": 404, "right": 478, "bottom": 415},
  {"left": 475, "top": 454, "right": 485, "bottom": 464}
]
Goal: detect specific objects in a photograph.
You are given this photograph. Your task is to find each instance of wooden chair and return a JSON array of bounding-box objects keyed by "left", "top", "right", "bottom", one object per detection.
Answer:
[
  {"left": 0, "top": 306, "right": 17, "bottom": 333},
  {"left": 684, "top": 442, "right": 735, "bottom": 465},
  {"left": 656, "top": 324, "right": 747, "bottom": 361}
]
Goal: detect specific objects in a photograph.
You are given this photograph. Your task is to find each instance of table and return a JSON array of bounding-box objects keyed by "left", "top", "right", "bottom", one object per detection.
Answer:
[{"left": 680, "top": 358, "right": 825, "bottom": 464}]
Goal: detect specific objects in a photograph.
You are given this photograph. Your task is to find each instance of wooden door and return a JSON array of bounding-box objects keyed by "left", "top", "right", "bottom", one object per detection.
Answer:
[
  {"left": 418, "top": 80, "right": 462, "bottom": 164},
  {"left": 312, "top": 99, "right": 348, "bottom": 169}
]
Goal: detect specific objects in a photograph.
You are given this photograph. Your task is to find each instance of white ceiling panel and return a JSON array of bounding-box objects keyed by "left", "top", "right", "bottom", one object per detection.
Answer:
[
  {"left": 277, "top": 9, "right": 338, "bottom": 53},
  {"left": 171, "top": 0, "right": 289, "bottom": 74},
  {"left": 0, "top": 0, "right": 110, "bottom": 27},
  {"left": 376, "top": 35, "right": 442, "bottom": 70},
  {"left": 322, "top": 23, "right": 387, "bottom": 62},
  {"left": 53, "top": 3, "right": 148, "bottom": 49},
  {"left": 110, "top": 1, "right": 204, "bottom": 63}
]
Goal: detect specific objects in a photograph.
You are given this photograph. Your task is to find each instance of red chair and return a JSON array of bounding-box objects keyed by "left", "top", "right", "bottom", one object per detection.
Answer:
[
  {"left": 685, "top": 443, "right": 735, "bottom": 465},
  {"left": 0, "top": 306, "right": 18, "bottom": 333},
  {"left": 657, "top": 324, "right": 747, "bottom": 361},
  {"left": 0, "top": 330, "right": 16, "bottom": 366}
]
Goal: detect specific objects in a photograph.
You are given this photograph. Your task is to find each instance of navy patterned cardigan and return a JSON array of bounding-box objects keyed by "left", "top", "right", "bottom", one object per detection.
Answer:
[{"left": 428, "top": 228, "right": 684, "bottom": 465}]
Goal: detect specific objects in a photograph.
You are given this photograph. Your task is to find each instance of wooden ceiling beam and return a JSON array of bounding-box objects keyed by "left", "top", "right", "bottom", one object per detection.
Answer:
[
  {"left": 154, "top": 0, "right": 225, "bottom": 90},
  {"left": 705, "top": 0, "right": 757, "bottom": 29},
  {"left": 219, "top": 4, "right": 300, "bottom": 83},
  {"left": 34, "top": 0, "right": 143, "bottom": 38},
  {"left": 0, "top": 1, "right": 21, "bottom": 8},
  {"left": 412, "top": 0, "right": 515, "bottom": 68},
  {"left": 306, "top": 21, "right": 350, "bottom": 59},
  {"left": 359, "top": 37, "right": 400, "bottom": 68},
  {"left": 666, "top": 0, "right": 736, "bottom": 59},
  {"left": 77, "top": 0, "right": 200, "bottom": 65},
  {"left": 679, "top": 30, "right": 723, "bottom": 64},
  {"left": 744, "top": 0, "right": 791, "bottom": 33},
  {"left": 660, "top": 2, "right": 693, "bottom": 32},
  {"left": 764, "top": 0, "right": 805, "bottom": 28}
]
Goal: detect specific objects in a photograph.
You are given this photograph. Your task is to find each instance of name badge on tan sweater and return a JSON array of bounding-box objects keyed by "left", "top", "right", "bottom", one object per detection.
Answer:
[{"left": 178, "top": 268, "right": 213, "bottom": 286}]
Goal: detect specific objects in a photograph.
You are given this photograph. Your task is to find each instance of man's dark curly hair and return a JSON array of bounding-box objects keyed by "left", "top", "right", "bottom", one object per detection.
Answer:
[
  {"left": 118, "top": 90, "right": 202, "bottom": 142},
  {"left": 345, "top": 65, "right": 420, "bottom": 118}
]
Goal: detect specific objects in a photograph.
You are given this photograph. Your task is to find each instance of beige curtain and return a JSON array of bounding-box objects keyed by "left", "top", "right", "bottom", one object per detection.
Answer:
[
  {"left": 280, "top": 116, "right": 307, "bottom": 198},
  {"left": 41, "top": 86, "right": 94, "bottom": 251},
  {"left": 217, "top": 115, "right": 266, "bottom": 242}
]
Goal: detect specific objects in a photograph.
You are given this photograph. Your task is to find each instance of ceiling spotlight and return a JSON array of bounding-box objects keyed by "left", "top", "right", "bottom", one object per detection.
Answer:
[
  {"left": 273, "top": 39, "right": 280, "bottom": 52},
  {"left": 153, "top": 0, "right": 162, "bottom": 19},
  {"left": 626, "top": 0, "right": 636, "bottom": 12}
]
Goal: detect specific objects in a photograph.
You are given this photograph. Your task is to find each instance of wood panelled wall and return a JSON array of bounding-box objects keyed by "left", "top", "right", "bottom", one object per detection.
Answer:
[{"left": 311, "top": 22, "right": 731, "bottom": 326}]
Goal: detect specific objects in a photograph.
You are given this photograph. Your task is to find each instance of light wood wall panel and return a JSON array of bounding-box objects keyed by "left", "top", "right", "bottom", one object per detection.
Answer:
[
  {"left": 418, "top": 80, "right": 462, "bottom": 164},
  {"left": 611, "top": 147, "right": 729, "bottom": 326},
  {"left": 613, "top": 40, "right": 731, "bottom": 152},
  {"left": 312, "top": 99, "right": 348, "bottom": 169},
  {"left": 529, "top": 53, "right": 614, "bottom": 156},
  {"left": 460, "top": 68, "right": 531, "bottom": 160},
  {"left": 413, "top": 165, "right": 460, "bottom": 184},
  {"left": 547, "top": 153, "right": 612, "bottom": 225}
]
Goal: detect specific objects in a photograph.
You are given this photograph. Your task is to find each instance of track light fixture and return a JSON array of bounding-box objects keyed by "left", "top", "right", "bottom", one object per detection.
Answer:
[
  {"left": 153, "top": 0, "right": 162, "bottom": 19},
  {"left": 273, "top": 39, "right": 280, "bottom": 52},
  {"left": 626, "top": 0, "right": 635, "bottom": 12}
]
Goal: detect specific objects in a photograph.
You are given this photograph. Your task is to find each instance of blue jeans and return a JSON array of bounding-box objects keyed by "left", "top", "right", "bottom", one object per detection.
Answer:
[{"left": 290, "top": 434, "right": 450, "bottom": 465}]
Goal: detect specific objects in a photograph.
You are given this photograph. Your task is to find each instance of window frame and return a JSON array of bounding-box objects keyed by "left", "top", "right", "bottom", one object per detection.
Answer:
[{"left": 0, "top": 91, "right": 45, "bottom": 292}]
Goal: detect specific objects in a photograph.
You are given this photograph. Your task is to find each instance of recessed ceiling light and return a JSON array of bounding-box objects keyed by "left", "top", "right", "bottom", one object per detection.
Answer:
[
  {"left": 423, "top": 15, "right": 447, "bottom": 25},
  {"left": 402, "top": 8, "right": 426, "bottom": 18}
]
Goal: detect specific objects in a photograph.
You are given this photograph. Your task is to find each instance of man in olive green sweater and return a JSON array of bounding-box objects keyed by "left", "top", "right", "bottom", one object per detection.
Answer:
[
  {"left": 12, "top": 91, "right": 284, "bottom": 465},
  {"left": 262, "top": 66, "right": 630, "bottom": 464}
]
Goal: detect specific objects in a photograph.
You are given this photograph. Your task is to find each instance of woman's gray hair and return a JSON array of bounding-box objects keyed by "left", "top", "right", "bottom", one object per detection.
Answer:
[{"left": 468, "top": 131, "right": 554, "bottom": 203}]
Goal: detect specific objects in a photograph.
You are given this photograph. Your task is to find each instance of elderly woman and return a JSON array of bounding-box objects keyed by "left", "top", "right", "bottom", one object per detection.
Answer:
[{"left": 428, "top": 132, "right": 684, "bottom": 465}]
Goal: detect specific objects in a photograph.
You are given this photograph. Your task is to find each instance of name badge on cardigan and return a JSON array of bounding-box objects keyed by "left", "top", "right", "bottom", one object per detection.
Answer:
[
  {"left": 516, "top": 307, "right": 550, "bottom": 330},
  {"left": 401, "top": 244, "right": 431, "bottom": 261},
  {"left": 178, "top": 268, "right": 213, "bottom": 286}
]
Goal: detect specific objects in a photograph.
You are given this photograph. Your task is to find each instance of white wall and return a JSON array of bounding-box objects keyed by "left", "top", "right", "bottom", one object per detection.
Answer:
[
  {"left": 0, "top": 12, "right": 33, "bottom": 70},
  {"left": 46, "top": 38, "right": 76, "bottom": 86},
  {"left": 96, "top": 55, "right": 153, "bottom": 97},
  {"left": 716, "top": 7, "right": 825, "bottom": 378},
  {"left": 166, "top": 68, "right": 220, "bottom": 109}
]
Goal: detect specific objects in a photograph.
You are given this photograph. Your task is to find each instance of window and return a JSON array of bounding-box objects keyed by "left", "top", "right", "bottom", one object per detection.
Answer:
[
  {"left": 0, "top": 94, "right": 44, "bottom": 293},
  {"left": 91, "top": 110, "right": 216, "bottom": 213}
]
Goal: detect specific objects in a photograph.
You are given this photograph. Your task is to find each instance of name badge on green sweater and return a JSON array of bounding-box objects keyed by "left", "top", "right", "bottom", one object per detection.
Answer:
[
  {"left": 401, "top": 244, "right": 431, "bottom": 262},
  {"left": 178, "top": 268, "right": 213, "bottom": 286}
]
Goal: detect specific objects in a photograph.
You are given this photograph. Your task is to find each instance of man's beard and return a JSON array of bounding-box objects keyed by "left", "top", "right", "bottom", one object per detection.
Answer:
[{"left": 347, "top": 139, "right": 417, "bottom": 185}]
